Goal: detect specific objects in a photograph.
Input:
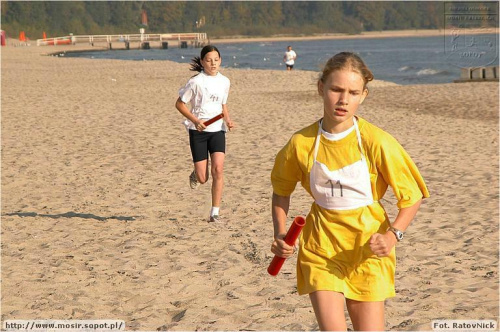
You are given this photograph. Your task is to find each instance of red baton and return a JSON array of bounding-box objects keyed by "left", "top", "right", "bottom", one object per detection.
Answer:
[
  {"left": 267, "top": 216, "right": 306, "bottom": 276},
  {"left": 203, "top": 113, "right": 224, "bottom": 126}
]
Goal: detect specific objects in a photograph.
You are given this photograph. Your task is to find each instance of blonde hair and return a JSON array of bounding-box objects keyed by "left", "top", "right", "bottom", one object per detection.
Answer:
[{"left": 319, "top": 52, "right": 374, "bottom": 88}]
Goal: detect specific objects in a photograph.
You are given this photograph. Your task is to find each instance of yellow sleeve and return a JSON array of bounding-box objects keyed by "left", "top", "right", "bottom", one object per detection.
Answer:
[
  {"left": 375, "top": 134, "right": 430, "bottom": 209},
  {"left": 271, "top": 136, "right": 302, "bottom": 197}
]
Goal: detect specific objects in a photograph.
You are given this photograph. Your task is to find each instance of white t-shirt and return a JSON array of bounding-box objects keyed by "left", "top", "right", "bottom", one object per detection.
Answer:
[
  {"left": 179, "top": 71, "right": 230, "bottom": 132},
  {"left": 320, "top": 123, "right": 355, "bottom": 141},
  {"left": 284, "top": 50, "right": 297, "bottom": 66}
]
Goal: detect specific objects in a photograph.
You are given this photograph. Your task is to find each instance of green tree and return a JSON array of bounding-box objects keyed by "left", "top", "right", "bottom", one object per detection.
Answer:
[
  {"left": 85, "top": 1, "right": 111, "bottom": 28},
  {"left": 145, "top": 2, "right": 186, "bottom": 32},
  {"left": 353, "top": 2, "right": 385, "bottom": 31},
  {"left": 229, "top": 2, "right": 251, "bottom": 27},
  {"left": 108, "top": 1, "right": 142, "bottom": 32},
  {"left": 0, "top": 1, "right": 452, "bottom": 40}
]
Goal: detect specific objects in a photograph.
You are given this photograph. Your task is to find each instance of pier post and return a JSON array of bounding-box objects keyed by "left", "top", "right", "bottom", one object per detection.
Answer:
[
  {"left": 485, "top": 66, "right": 498, "bottom": 80},
  {"left": 460, "top": 68, "right": 472, "bottom": 80},
  {"left": 471, "top": 68, "right": 484, "bottom": 80}
]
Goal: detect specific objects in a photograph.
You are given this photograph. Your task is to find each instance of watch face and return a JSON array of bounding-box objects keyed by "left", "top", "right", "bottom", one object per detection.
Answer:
[{"left": 390, "top": 227, "right": 403, "bottom": 241}]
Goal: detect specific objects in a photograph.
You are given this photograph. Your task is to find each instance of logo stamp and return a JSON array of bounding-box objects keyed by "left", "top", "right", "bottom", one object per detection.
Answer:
[{"left": 444, "top": 1, "right": 498, "bottom": 68}]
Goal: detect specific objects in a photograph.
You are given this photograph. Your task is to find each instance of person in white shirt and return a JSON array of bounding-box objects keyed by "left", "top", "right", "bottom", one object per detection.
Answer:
[
  {"left": 283, "top": 45, "right": 297, "bottom": 71},
  {"left": 175, "top": 45, "right": 235, "bottom": 222}
]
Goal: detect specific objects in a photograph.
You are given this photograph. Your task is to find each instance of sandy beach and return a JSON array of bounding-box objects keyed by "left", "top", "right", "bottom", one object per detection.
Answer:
[
  {"left": 1, "top": 38, "right": 498, "bottom": 331},
  {"left": 212, "top": 29, "right": 456, "bottom": 44}
]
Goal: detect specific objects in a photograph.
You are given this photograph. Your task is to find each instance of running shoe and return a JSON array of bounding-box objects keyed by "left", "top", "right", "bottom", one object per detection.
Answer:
[
  {"left": 189, "top": 170, "right": 199, "bottom": 189},
  {"left": 209, "top": 215, "right": 220, "bottom": 223}
]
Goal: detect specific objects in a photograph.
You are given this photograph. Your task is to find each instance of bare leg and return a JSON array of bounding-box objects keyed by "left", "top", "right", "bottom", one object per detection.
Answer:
[
  {"left": 210, "top": 152, "right": 225, "bottom": 208},
  {"left": 194, "top": 159, "right": 209, "bottom": 184},
  {"left": 346, "top": 299, "right": 385, "bottom": 331},
  {"left": 309, "top": 291, "right": 347, "bottom": 331}
]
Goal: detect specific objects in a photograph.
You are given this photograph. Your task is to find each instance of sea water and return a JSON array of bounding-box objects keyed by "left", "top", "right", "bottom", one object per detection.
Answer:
[{"left": 63, "top": 35, "right": 498, "bottom": 85}]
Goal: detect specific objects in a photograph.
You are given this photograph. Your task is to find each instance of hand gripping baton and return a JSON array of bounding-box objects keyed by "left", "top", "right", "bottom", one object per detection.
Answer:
[
  {"left": 203, "top": 113, "right": 224, "bottom": 126},
  {"left": 267, "top": 216, "right": 306, "bottom": 276}
]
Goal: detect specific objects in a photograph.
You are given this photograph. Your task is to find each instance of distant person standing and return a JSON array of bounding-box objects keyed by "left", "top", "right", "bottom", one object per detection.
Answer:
[{"left": 283, "top": 45, "right": 297, "bottom": 71}]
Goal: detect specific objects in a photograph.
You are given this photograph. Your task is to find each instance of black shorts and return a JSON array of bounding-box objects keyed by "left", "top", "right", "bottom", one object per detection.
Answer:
[
  {"left": 286, "top": 64, "right": 294, "bottom": 69},
  {"left": 189, "top": 130, "right": 226, "bottom": 162}
]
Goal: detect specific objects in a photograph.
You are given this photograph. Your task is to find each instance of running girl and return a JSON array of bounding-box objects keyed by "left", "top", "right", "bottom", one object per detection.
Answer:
[
  {"left": 270, "top": 52, "right": 429, "bottom": 330},
  {"left": 175, "top": 45, "right": 234, "bottom": 222}
]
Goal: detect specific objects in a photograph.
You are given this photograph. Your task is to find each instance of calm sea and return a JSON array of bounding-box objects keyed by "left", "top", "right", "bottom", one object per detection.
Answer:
[{"left": 63, "top": 35, "right": 498, "bottom": 85}]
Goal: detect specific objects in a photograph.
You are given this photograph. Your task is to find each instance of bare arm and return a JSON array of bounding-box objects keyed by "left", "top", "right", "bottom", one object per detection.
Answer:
[
  {"left": 370, "top": 199, "right": 422, "bottom": 257},
  {"left": 272, "top": 193, "right": 290, "bottom": 237},
  {"left": 175, "top": 97, "right": 205, "bottom": 131},
  {"left": 391, "top": 199, "right": 422, "bottom": 232},
  {"left": 271, "top": 193, "right": 295, "bottom": 258},
  {"left": 221, "top": 104, "right": 234, "bottom": 131}
]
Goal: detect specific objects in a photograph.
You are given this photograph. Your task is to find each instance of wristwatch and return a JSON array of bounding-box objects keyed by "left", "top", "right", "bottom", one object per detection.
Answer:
[{"left": 388, "top": 226, "right": 404, "bottom": 242}]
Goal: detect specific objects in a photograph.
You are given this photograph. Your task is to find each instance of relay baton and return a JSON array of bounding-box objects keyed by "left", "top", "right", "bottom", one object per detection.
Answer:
[
  {"left": 267, "top": 216, "right": 306, "bottom": 276},
  {"left": 203, "top": 113, "right": 224, "bottom": 126}
]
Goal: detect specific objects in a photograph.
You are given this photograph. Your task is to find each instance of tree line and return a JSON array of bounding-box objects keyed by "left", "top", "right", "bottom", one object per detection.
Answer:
[{"left": 0, "top": 1, "right": 496, "bottom": 40}]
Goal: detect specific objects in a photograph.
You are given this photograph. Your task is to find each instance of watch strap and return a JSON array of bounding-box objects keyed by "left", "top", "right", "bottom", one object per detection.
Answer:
[{"left": 388, "top": 226, "right": 404, "bottom": 241}]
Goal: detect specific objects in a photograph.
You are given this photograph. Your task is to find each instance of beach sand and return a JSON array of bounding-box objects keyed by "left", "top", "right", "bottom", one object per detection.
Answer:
[
  {"left": 213, "top": 28, "right": 492, "bottom": 44},
  {"left": 1, "top": 42, "right": 498, "bottom": 331}
]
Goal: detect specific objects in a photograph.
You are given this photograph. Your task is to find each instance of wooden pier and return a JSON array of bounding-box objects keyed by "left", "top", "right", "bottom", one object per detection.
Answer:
[
  {"left": 36, "top": 32, "right": 208, "bottom": 49},
  {"left": 455, "top": 66, "right": 499, "bottom": 83}
]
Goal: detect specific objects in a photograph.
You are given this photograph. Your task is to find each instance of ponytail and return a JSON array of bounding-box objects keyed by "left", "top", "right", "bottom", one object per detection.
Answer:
[{"left": 189, "top": 56, "right": 204, "bottom": 73}]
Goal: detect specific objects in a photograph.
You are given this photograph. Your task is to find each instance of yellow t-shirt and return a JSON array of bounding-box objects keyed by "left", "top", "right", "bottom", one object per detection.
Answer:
[{"left": 271, "top": 117, "right": 430, "bottom": 301}]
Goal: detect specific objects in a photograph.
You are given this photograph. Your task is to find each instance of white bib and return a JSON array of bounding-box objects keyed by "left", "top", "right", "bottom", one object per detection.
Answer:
[{"left": 310, "top": 118, "right": 374, "bottom": 210}]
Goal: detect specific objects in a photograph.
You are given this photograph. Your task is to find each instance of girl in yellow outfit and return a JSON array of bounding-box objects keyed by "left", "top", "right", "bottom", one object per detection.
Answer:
[{"left": 270, "top": 52, "right": 429, "bottom": 331}]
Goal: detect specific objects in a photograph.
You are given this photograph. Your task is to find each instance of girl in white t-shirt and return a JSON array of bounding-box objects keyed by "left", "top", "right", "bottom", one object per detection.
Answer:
[
  {"left": 175, "top": 45, "right": 235, "bottom": 222},
  {"left": 283, "top": 45, "right": 297, "bottom": 71}
]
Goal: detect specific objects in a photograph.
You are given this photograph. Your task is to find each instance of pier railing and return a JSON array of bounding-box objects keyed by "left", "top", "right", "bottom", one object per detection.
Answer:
[
  {"left": 455, "top": 66, "right": 499, "bottom": 83},
  {"left": 37, "top": 32, "right": 208, "bottom": 48}
]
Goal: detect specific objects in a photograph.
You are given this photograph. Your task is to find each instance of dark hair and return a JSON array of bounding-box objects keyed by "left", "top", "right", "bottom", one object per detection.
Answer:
[
  {"left": 319, "top": 52, "right": 374, "bottom": 88},
  {"left": 190, "top": 45, "right": 221, "bottom": 72}
]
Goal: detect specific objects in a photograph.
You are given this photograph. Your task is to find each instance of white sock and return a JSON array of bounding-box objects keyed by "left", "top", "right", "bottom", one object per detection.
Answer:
[{"left": 210, "top": 207, "right": 220, "bottom": 217}]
